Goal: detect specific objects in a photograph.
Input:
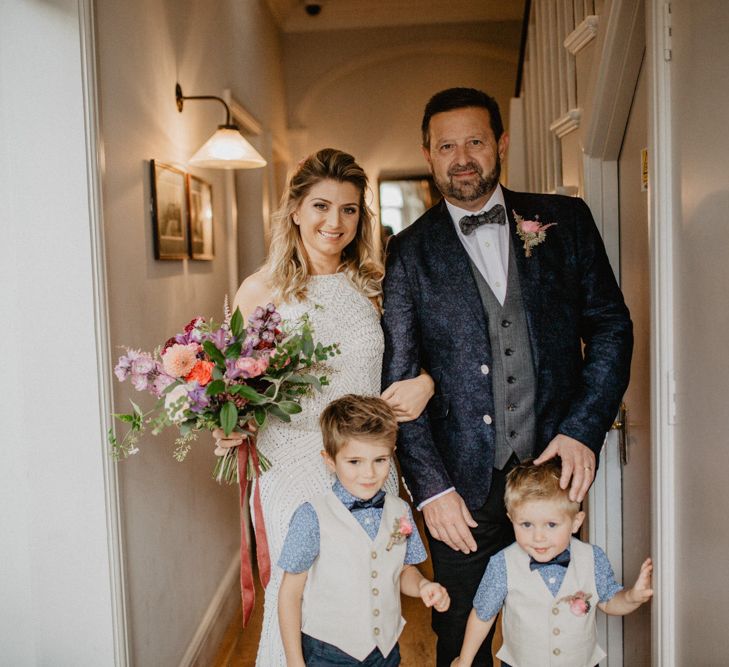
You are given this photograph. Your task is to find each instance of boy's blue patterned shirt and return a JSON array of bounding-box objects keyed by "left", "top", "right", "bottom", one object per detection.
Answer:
[
  {"left": 473, "top": 543, "right": 623, "bottom": 621},
  {"left": 278, "top": 480, "right": 427, "bottom": 573}
]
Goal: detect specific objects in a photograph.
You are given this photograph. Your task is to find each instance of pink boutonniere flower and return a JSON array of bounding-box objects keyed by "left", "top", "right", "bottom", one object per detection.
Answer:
[
  {"left": 386, "top": 513, "right": 413, "bottom": 551},
  {"left": 513, "top": 210, "right": 557, "bottom": 257},
  {"left": 558, "top": 590, "right": 593, "bottom": 616}
]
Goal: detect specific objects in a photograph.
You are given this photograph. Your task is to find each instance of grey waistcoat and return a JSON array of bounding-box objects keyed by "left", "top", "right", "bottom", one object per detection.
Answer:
[{"left": 467, "top": 236, "right": 536, "bottom": 468}]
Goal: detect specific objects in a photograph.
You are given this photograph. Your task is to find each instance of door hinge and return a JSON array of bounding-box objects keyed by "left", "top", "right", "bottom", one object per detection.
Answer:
[{"left": 663, "top": 2, "right": 673, "bottom": 61}]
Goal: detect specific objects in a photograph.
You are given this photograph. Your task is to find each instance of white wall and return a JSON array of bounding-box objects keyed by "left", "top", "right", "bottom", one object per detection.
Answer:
[
  {"left": 94, "top": 0, "right": 286, "bottom": 664},
  {"left": 0, "top": 1, "right": 119, "bottom": 664},
  {"left": 282, "top": 22, "right": 521, "bottom": 201},
  {"left": 670, "top": 1, "right": 729, "bottom": 662}
]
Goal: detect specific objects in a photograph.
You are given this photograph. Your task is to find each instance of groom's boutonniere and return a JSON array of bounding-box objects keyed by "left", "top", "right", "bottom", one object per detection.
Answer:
[
  {"left": 513, "top": 211, "right": 557, "bottom": 258},
  {"left": 558, "top": 590, "right": 593, "bottom": 616},
  {"left": 386, "top": 513, "right": 413, "bottom": 551}
]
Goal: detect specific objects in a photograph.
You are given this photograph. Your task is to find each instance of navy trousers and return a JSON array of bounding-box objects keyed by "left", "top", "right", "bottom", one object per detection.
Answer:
[{"left": 302, "top": 633, "right": 401, "bottom": 666}]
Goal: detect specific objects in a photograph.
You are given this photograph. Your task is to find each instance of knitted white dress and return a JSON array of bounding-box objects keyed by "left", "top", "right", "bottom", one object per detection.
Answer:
[{"left": 252, "top": 273, "right": 398, "bottom": 666}]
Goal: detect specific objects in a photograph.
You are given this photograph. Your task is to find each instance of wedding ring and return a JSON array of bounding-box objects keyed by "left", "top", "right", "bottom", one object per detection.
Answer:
[{"left": 584, "top": 465, "right": 593, "bottom": 471}]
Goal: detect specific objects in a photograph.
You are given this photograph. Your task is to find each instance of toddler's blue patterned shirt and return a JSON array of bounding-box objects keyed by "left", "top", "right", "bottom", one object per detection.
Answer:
[
  {"left": 278, "top": 480, "right": 427, "bottom": 573},
  {"left": 473, "top": 543, "right": 623, "bottom": 620}
]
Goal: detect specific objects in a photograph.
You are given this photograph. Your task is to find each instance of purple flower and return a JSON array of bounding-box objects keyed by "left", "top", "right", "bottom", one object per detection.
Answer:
[
  {"left": 206, "top": 326, "right": 229, "bottom": 351},
  {"left": 131, "top": 373, "right": 149, "bottom": 391},
  {"left": 131, "top": 354, "right": 155, "bottom": 376},
  {"left": 114, "top": 357, "right": 132, "bottom": 382},
  {"left": 225, "top": 358, "right": 245, "bottom": 380},
  {"left": 150, "top": 370, "right": 176, "bottom": 397},
  {"left": 187, "top": 383, "right": 210, "bottom": 413}
]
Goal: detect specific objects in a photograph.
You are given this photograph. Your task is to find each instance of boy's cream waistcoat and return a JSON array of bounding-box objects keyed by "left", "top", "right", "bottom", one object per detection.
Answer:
[
  {"left": 497, "top": 537, "right": 607, "bottom": 667},
  {"left": 301, "top": 491, "right": 408, "bottom": 661}
]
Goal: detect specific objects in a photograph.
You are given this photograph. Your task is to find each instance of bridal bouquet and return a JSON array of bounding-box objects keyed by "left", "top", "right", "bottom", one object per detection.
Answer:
[{"left": 109, "top": 300, "right": 338, "bottom": 483}]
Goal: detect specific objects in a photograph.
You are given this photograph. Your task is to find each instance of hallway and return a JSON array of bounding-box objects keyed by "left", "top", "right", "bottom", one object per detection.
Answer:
[{"left": 6, "top": 0, "right": 729, "bottom": 664}]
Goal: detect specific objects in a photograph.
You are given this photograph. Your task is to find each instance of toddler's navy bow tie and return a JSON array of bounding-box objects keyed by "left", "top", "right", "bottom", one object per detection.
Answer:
[
  {"left": 529, "top": 549, "right": 571, "bottom": 571},
  {"left": 459, "top": 204, "right": 507, "bottom": 235},
  {"left": 349, "top": 490, "right": 386, "bottom": 512}
]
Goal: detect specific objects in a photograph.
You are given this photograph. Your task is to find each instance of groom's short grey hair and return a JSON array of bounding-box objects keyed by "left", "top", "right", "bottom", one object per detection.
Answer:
[{"left": 421, "top": 87, "right": 504, "bottom": 149}]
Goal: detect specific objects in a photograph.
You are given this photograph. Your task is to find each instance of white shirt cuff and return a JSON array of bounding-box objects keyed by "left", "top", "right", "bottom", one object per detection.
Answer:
[{"left": 417, "top": 487, "right": 456, "bottom": 511}]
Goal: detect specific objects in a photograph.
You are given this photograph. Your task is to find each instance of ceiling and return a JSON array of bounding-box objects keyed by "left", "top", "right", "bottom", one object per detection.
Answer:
[{"left": 265, "top": 0, "right": 526, "bottom": 32}]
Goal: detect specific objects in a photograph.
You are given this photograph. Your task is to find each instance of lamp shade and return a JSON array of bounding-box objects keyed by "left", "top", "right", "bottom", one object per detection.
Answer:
[{"left": 188, "top": 126, "right": 267, "bottom": 169}]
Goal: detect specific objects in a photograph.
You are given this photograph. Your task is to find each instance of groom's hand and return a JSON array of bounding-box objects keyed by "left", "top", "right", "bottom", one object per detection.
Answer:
[
  {"left": 422, "top": 491, "right": 478, "bottom": 554},
  {"left": 534, "top": 434, "right": 596, "bottom": 503}
]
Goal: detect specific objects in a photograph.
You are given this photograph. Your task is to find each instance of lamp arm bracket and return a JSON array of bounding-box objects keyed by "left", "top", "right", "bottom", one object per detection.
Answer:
[{"left": 175, "top": 83, "right": 233, "bottom": 127}]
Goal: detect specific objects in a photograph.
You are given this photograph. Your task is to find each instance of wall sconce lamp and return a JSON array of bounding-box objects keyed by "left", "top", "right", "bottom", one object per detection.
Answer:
[{"left": 175, "top": 83, "right": 267, "bottom": 169}]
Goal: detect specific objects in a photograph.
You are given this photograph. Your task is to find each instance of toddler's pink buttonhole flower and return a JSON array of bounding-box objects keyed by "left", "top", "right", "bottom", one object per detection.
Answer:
[
  {"left": 162, "top": 343, "right": 199, "bottom": 378},
  {"left": 519, "top": 219, "right": 543, "bottom": 234},
  {"left": 398, "top": 516, "right": 413, "bottom": 536},
  {"left": 235, "top": 355, "right": 269, "bottom": 378},
  {"left": 569, "top": 598, "right": 589, "bottom": 616}
]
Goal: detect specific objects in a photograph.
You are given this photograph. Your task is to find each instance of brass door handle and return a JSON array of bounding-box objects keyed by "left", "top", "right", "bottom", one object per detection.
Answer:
[{"left": 610, "top": 402, "right": 628, "bottom": 465}]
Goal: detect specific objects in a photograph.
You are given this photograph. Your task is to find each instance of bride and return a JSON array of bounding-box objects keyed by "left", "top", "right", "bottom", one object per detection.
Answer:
[{"left": 221, "top": 148, "right": 433, "bottom": 665}]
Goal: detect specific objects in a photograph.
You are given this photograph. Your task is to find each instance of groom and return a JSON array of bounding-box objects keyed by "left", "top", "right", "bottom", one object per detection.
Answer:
[{"left": 381, "top": 88, "right": 633, "bottom": 666}]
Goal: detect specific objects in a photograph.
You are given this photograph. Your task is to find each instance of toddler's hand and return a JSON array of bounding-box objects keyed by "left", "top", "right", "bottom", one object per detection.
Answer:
[
  {"left": 627, "top": 557, "right": 654, "bottom": 604},
  {"left": 419, "top": 581, "right": 450, "bottom": 612}
]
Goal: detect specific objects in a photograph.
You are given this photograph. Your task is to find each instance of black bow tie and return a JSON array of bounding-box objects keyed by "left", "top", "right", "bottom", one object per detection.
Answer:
[
  {"left": 459, "top": 204, "right": 507, "bottom": 235},
  {"left": 349, "top": 490, "right": 386, "bottom": 512},
  {"left": 529, "top": 549, "right": 571, "bottom": 571}
]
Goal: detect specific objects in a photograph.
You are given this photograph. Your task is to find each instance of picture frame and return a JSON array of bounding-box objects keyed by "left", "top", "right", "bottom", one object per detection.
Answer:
[
  {"left": 150, "top": 160, "right": 189, "bottom": 260},
  {"left": 187, "top": 174, "right": 214, "bottom": 260}
]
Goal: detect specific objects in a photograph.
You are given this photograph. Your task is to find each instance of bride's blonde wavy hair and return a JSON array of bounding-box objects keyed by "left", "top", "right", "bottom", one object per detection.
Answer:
[{"left": 264, "top": 148, "right": 384, "bottom": 309}]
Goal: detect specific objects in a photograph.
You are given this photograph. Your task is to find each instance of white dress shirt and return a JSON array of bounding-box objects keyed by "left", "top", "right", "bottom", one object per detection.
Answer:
[
  {"left": 419, "top": 186, "right": 509, "bottom": 511},
  {"left": 445, "top": 184, "right": 510, "bottom": 305}
]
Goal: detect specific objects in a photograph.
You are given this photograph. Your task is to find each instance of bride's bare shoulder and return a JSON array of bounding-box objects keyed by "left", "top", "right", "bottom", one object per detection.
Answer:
[{"left": 233, "top": 269, "right": 275, "bottom": 319}]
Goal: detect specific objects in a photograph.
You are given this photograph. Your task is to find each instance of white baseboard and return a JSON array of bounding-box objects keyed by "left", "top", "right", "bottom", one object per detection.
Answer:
[{"left": 179, "top": 552, "right": 241, "bottom": 667}]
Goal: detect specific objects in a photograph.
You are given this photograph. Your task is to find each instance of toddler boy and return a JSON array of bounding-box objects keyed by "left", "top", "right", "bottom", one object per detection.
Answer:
[
  {"left": 453, "top": 460, "right": 652, "bottom": 667},
  {"left": 278, "top": 394, "right": 450, "bottom": 666}
]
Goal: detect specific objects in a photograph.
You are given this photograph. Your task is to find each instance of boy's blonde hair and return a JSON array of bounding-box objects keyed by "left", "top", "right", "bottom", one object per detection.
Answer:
[
  {"left": 504, "top": 459, "right": 580, "bottom": 515},
  {"left": 319, "top": 394, "right": 397, "bottom": 458}
]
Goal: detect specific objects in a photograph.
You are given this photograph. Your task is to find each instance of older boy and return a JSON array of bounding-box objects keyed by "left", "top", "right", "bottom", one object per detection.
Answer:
[
  {"left": 453, "top": 460, "right": 652, "bottom": 667},
  {"left": 278, "top": 394, "right": 450, "bottom": 667}
]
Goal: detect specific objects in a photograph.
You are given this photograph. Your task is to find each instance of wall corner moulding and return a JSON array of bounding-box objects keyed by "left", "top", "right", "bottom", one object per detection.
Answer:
[
  {"left": 564, "top": 15, "right": 599, "bottom": 55},
  {"left": 550, "top": 109, "right": 582, "bottom": 138}
]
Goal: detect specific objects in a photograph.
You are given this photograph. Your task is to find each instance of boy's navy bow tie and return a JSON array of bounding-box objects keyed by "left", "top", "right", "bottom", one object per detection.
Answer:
[
  {"left": 349, "top": 491, "right": 386, "bottom": 512},
  {"left": 529, "top": 549, "right": 571, "bottom": 571},
  {"left": 459, "top": 204, "right": 507, "bottom": 235}
]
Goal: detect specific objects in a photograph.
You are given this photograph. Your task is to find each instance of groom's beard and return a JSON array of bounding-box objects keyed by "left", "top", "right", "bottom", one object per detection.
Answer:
[{"left": 434, "top": 154, "right": 501, "bottom": 204}]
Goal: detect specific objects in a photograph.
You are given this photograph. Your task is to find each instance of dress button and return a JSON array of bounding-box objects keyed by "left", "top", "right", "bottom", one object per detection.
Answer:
[
  {"left": 373, "top": 609, "right": 380, "bottom": 617},
  {"left": 553, "top": 648, "right": 561, "bottom": 656},
  {"left": 552, "top": 607, "right": 559, "bottom": 615},
  {"left": 480, "top": 364, "right": 490, "bottom": 375},
  {"left": 501, "top": 319, "right": 511, "bottom": 328},
  {"left": 553, "top": 627, "right": 560, "bottom": 636},
  {"left": 371, "top": 571, "right": 378, "bottom": 579},
  {"left": 509, "top": 430, "right": 517, "bottom": 438},
  {"left": 371, "top": 551, "right": 377, "bottom": 559},
  {"left": 372, "top": 588, "right": 379, "bottom": 596},
  {"left": 504, "top": 348, "right": 514, "bottom": 356},
  {"left": 374, "top": 628, "right": 380, "bottom": 636},
  {"left": 483, "top": 415, "right": 493, "bottom": 425},
  {"left": 507, "top": 376, "right": 516, "bottom": 384}
]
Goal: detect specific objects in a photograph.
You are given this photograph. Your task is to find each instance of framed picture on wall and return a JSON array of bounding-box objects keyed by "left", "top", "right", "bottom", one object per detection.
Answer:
[
  {"left": 150, "top": 160, "right": 189, "bottom": 259},
  {"left": 187, "top": 174, "right": 214, "bottom": 260}
]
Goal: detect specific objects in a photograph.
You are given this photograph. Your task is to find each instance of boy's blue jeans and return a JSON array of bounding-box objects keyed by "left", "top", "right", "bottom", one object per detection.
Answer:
[{"left": 302, "top": 633, "right": 401, "bottom": 666}]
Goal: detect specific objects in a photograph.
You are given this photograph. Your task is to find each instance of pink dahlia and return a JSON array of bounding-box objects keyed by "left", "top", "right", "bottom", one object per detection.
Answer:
[{"left": 162, "top": 343, "right": 199, "bottom": 378}]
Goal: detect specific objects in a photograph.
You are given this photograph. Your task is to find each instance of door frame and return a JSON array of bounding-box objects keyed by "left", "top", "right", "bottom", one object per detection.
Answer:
[{"left": 581, "top": 1, "right": 676, "bottom": 665}]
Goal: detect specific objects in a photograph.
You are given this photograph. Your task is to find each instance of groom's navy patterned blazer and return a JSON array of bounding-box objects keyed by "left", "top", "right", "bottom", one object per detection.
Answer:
[{"left": 382, "top": 188, "right": 633, "bottom": 511}]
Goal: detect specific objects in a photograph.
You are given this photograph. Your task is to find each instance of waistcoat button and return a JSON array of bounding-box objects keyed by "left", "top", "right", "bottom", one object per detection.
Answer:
[
  {"left": 552, "top": 607, "right": 559, "bottom": 615},
  {"left": 501, "top": 319, "right": 511, "bottom": 328},
  {"left": 371, "top": 551, "right": 377, "bottom": 559},
  {"left": 553, "top": 648, "right": 561, "bottom": 656},
  {"left": 372, "top": 588, "right": 379, "bottom": 596},
  {"left": 509, "top": 430, "right": 518, "bottom": 438},
  {"left": 373, "top": 609, "right": 380, "bottom": 616},
  {"left": 504, "top": 348, "right": 514, "bottom": 356},
  {"left": 507, "top": 376, "right": 516, "bottom": 384},
  {"left": 553, "top": 627, "right": 560, "bottom": 636},
  {"left": 374, "top": 627, "right": 380, "bottom": 636},
  {"left": 371, "top": 571, "right": 378, "bottom": 578}
]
